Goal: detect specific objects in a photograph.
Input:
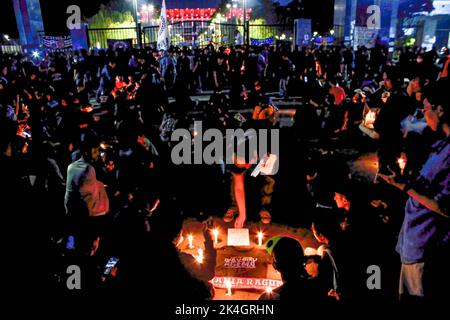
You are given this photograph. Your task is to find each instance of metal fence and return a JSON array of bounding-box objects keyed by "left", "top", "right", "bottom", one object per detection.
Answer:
[
  {"left": 35, "top": 22, "right": 294, "bottom": 51},
  {"left": 87, "top": 27, "right": 139, "bottom": 49},
  {"left": 143, "top": 21, "right": 243, "bottom": 48},
  {"left": 142, "top": 25, "right": 159, "bottom": 47},
  {"left": 249, "top": 24, "right": 293, "bottom": 43},
  {"left": 0, "top": 45, "right": 23, "bottom": 54}
]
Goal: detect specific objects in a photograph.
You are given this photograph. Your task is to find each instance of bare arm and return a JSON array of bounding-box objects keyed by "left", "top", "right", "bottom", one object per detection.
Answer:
[
  {"left": 233, "top": 173, "right": 246, "bottom": 228},
  {"left": 405, "top": 188, "right": 447, "bottom": 218},
  {"left": 379, "top": 169, "right": 448, "bottom": 218},
  {"left": 213, "top": 70, "right": 219, "bottom": 89}
]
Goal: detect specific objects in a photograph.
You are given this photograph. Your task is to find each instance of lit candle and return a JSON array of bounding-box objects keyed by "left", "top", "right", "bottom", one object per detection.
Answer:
[
  {"left": 196, "top": 248, "right": 204, "bottom": 264},
  {"left": 212, "top": 229, "right": 219, "bottom": 245},
  {"left": 176, "top": 234, "right": 184, "bottom": 248},
  {"left": 265, "top": 287, "right": 273, "bottom": 297},
  {"left": 225, "top": 280, "right": 232, "bottom": 296},
  {"left": 364, "top": 110, "right": 377, "bottom": 129},
  {"left": 397, "top": 155, "right": 407, "bottom": 175},
  {"left": 188, "top": 234, "right": 194, "bottom": 249},
  {"left": 257, "top": 231, "right": 264, "bottom": 247}
]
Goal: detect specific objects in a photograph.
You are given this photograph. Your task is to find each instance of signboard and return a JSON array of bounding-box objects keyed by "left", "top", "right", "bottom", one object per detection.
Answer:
[
  {"left": 224, "top": 257, "right": 258, "bottom": 269},
  {"left": 212, "top": 276, "right": 282, "bottom": 290},
  {"left": 42, "top": 36, "right": 72, "bottom": 52},
  {"left": 353, "top": 26, "right": 378, "bottom": 48},
  {"left": 313, "top": 36, "right": 335, "bottom": 46},
  {"left": 70, "top": 24, "right": 88, "bottom": 50},
  {"left": 250, "top": 37, "right": 274, "bottom": 46},
  {"left": 294, "top": 19, "right": 312, "bottom": 46},
  {"left": 215, "top": 246, "right": 271, "bottom": 279},
  {"left": 107, "top": 39, "right": 133, "bottom": 49},
  {"left": 227, "top": 228, "right": 250, "bottom": 246}
]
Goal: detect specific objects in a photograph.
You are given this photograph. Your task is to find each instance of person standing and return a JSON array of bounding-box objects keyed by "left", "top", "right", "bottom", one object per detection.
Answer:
[
  {"left": 235, "top": 29, "right": 243, "bottom": 46},
  {"left": 379, "top": 100, "right": 449, "bottom": 300},
  {"left": 278, "top": 53, "right": 292, "bottom": 99}
]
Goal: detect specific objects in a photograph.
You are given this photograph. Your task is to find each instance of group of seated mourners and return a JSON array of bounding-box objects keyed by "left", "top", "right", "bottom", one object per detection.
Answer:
[{"left": 0, "top": 42, "right": 448, "bottom": 300}]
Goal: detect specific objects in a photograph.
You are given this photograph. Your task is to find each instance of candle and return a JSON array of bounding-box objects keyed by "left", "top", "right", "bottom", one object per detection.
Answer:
[
  {"left": 265, "top": 287, "right": 273, "bottom": 297},
  {"left": 364, "top": 110, "right": 377, "bottom": 129},
  {"left": 257, "top": 231, "right": 264, "bottom": 247},
  {"left": 188, "top": 234, "right": 194, "bottom": 249},
  {"left": 225, "top": 280, "right": 232, "bottom": 296},
  {"left": 196, "top": 249, "right": 204, "bottom": 264},
  {"left": 176, "top": 234, "right": 184, "bottom": 248},
  {"left": 397, "top": 155, "right": 407, "bottom": 175},
  {"left": 212, "top": 228, "right": 219, "bottom": 245}
]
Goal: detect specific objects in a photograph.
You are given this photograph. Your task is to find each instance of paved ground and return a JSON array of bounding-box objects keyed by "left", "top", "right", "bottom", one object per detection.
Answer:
[
  {"left": 93, "top": 92, "right": 378, "bottom": 299},
  {"left": 181, "top": 218, "right": 319, "bottom": 300}
]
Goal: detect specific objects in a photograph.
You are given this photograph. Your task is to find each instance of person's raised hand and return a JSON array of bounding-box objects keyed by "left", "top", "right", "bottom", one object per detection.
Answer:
[
  {"left": 202, "top": 218, "right": 214, "bottom": 242},
  {"left": 378, "top": 166, "right": 403, "bottom": 190}
]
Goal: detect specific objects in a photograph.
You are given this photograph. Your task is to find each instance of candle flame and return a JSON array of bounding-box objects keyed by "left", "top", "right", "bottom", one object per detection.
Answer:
[
  {"left": 397, "top": 157, "right": 406, "bottom": 170},
  {"left": 257, "top": 231, "right": 264, "bottom": 246},
  {"left": 188, "top": 234, "right": 194, "bottom": 249},
  {"left": 225, "top": 279, "right": 233, "bottom": 295},
  {"left": 196, "top": 248, "right": 204, "bottom": 263},
  {"left": 364, "top": 111, "right": 377, "bottom": 129},
  {"left": 212, "top": 228, "right": 219, "bottom": 245}
]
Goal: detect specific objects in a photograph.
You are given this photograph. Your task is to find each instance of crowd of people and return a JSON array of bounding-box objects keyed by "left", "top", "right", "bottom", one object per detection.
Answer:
[{"left": 0, "top": 41, "right": 449, "bottom": 300}]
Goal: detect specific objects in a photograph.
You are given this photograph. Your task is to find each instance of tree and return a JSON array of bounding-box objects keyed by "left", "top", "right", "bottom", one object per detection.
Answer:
[
  {"left": 85, "top": 0, "right": 137, "bottom": 48},
  {"left": 273, "top": 0, "right": 334, "bottom": 32},
  {"left": 252, "top": 0, "right": 277, "bottom": 24},
  {"left": 212, "top": 0, "right": 277, "bottom": 24},
  {"left": 85, "top": 0, "right": 135, "bottom": 28},
  {"left": 249, "top": 18, "right": 276, "bottom": 39}
]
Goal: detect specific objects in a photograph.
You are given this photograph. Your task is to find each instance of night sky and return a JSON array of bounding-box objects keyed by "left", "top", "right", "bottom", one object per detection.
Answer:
[{"left": 0, "top": 0, "right": 326, "bottom": 38}]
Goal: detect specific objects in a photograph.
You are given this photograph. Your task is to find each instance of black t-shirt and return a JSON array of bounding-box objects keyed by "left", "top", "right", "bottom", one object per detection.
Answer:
[
  {"left": 343, "top": 101, "right": 364, "bottom": 128},
  {"left": 373, "top": 92, "right": 409, "bottom": 142},
  {"left": 272, "top": 276, "right": 326, "bottom": 301},
  {"left": 213, "top": 62, "right": 227, "bottom": 88}
]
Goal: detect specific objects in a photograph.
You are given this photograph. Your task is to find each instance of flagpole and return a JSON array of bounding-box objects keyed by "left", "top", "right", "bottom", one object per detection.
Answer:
[
  {"left": 133, "top": 0, "right": 142, "bottom": 48},
  {"left": 243, "top": 0, "right": 248, "bottom": 46}
]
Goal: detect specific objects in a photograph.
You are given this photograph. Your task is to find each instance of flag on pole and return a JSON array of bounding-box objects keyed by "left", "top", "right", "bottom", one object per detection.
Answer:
[{"left": 157, "top": 0, "right": 169, "bottom": 51}]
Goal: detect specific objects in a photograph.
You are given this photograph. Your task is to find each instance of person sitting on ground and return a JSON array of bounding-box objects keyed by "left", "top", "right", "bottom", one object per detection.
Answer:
[
  {"left": 259, "top": 236, "right": 325, "bottom": 300},
  {"left": 311, "top": 209, "right": 342, "bottom": 300},
  {"left": 175, "top": 218, "right": 217, "bottom": 283},
  {"left": 145, "top": 203, "right": 214, "bottom": 299}
]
